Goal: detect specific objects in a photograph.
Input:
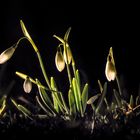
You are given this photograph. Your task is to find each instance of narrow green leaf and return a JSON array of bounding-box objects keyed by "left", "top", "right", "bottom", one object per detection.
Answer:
[
  {"left": 113, "top": 89, "right": 122, "bottom": 107},
  {"left": 11, "top": 98, "right": 18, "bottom": 108},
  {"left": 36, "top": 96, "right": 53, "bottom": 117},
  {"left": 17, "top": 105, "right": 33, "bottom": 120},
  {"left": 75, "top": 70, "right": 80, "bottom": 89},
  {"left": 96, "top": 82, "right": 107, "bottom": 113},
  {"left": 98, "top": 80, "right": 103, "bottom": 92},
  {"left": 0, "top": 95, "right": 7, "bottom": 105},
  {"left": 36, "top": 79, "right": 56, "bottom": 115},
  {"left": 68, "top": 89, "right": 76, "bottom": 115},
  {"left": 59, "top": 92, "right": 69, "bottom": 114},
  {"left": 87, "top": 94, "right": 101, "bottom": 105},
  {"left": 64, "top": 27, "right": 71, "bottom": 41},
  {"left": 136, "top": 96, "right": 140, "bottom": 106},
  {"left": 98, "top": 80, "right": 109, "bottom": 109},
  {"left": 72, "top": 78, "right": 80, "bottom": 112},
  {"left": 130, "top": 94, "right": 134, "bottom": 108},
  {"left": 53, "top": 35, "right": 64, "bottom": 44},
  {"left": 0, "top": 98, "right": 6, "bottom": 115},
  {"left": 11, "top": 98, "right": 32, "bottom": 120},
  {"left": 51, "top": 77, "right": 65, "bottom": 113},
  {"left": 72, "top": 78, "right": 83, "bottom": 116},
  {"left": 81, "top": 83, "right": 88, "bottom": 113}
]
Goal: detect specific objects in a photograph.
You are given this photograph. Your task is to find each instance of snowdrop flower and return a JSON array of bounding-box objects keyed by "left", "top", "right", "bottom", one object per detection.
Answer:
[
  {"left": 23, "top": 77, "right": 32, "bottom": 93},
  {"left": 0, "top": 46, "right": 16, "bottom": 64},
  {"left": 55, "top": 47, "right": 65, "bottom": 72},
  {"left": 105, "top": 47, "right": 116, "bottom": 81}
]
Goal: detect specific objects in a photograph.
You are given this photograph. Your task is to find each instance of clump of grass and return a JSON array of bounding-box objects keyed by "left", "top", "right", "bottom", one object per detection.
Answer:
[{"left": 0, "top": 20, "right": 140, "bottom": 138}]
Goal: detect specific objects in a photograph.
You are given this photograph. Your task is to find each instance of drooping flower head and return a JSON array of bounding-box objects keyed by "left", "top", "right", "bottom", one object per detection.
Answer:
[
  {"left": 105, "top": 47, "right": 116, "bottom": 81},
  {"left": 23, "top": 76, "right": 32, "bottom": 93},
  {"left": 55, "top": 45, "right": 65, "bottom": 72},
  {"left": 0, "top": 46, "right": 16, "bottom": 64}
]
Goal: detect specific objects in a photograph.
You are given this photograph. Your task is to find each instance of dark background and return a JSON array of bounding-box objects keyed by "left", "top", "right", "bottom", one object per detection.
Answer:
[{"left": 0, "top": 1, "right": 139, "bottom": 97}]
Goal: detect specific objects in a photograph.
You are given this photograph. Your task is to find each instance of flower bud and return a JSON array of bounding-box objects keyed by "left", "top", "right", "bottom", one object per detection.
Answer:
[
  {"left": 105, "top": 60, "right": 116, "bottom": 81},
  {"left": 55, "top": 49, "right": 65, "bottom": 72},
  {"left": 23, "top": 77, "right": 32, "bottom": 93},
  {"left": 0, "top": 46, "right": 15, "bottom": 64},
  {"left": 63, "top": 44, "right": 72, "bottom": 64},
  {"left": 20, "top": 20, "right": 31, "bottom": 40}
]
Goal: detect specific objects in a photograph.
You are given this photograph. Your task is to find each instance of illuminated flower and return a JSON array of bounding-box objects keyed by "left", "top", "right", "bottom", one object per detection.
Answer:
[
  {"left": 55, "top": 49, "right": 65, "bottom": 72},
  {"left": 105, "top": 58, "right": 116, "bottom": 81},
  {"left": 23, "top": 77, "right": 32, "bottom": 93},
  {"left": 0, "top": 46, "right": 15, "bottom": 64}
]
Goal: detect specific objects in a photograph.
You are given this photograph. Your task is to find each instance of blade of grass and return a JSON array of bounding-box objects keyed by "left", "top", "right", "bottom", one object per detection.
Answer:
[
  {"left": 113, "top": 89, "right": 122, "bottom": 108},
  {"left": 72, "top": 78, "right": 83, "bottom": 116},
  {"left": 96, "top": 82, "right": 107, "bottom": 114},
  {"left": 11, "top": 99, "right": 33, "bottom": 120},
  {"left": 136, "top": 96, "right": 140, "bottom": 106},
  {"left": 87, "top": 94, "right": 101, "bottom": 105},
  {"left": 68, "top": 88, "right": 76, "bottom": 116},
  {"left": 81, "top": 83, "right": 88, "bottom": 113},
  {"left": 51, "top": 77, "right": 66, "bottom": 113},
  {"left": 36, "top": 96, "right": 53, "bottom": 117},
  {"left": 98, "top": 80, "right": 109, "bottom": 109},
  {"left": 36, "top": 79, "right": 57, "bottom": 115},
  {"left": 129, "top": 94, "right": 134, "bottom": 109},
  {"left": 0, "top": 98, "right": 6, "bottom": 116}
]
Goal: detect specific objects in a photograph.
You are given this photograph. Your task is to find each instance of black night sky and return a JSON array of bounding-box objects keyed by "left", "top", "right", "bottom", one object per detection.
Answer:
[{"left": 0, "top": 1, "right": 140, "bottom": 97}]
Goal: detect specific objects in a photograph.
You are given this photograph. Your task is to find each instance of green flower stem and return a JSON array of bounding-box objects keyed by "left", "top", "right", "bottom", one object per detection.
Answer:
[
  {"left": 15, "top": 37, "right": 27, "bottom": 49},
  {"left": 72, "top": 57, "right": 76, "bottom": 77},
  {"left": 27, "top": 38, "right": 51, "bottom": 89},
  {"left": 116, "top": 75, "right": 122, "bottom": 96},
  {"left": 64, "top": 42, "right": 72, "bottom": 85}
]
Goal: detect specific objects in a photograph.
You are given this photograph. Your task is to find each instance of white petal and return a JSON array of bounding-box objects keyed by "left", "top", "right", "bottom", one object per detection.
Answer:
[
  {"left": 55, "top": 51, "right": 65, "bottom": 72},
  {"left": 0, "top": 47, "right": 15, "bottom": 64},
  {"left": 105, "top": 61, "right": 116, "bottom": 81},
  {"left": 23, "top": 77, "right": 32, "bottom": 93}
]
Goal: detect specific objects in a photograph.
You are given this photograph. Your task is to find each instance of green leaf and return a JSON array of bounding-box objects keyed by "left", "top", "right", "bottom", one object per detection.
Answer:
[
  {"left": 36, "top": 96, "right": 53, "bottom": 117},
  {"left": 17, "top": 105, "right": 32, "bottom": 120},
  {"left": 81, "top": 83, "right": 88, "bottom": 113},
  {"left": 64, "top": 27, "right": 71, "bottom": 41},
  {"left": 113, "top": 89, "right": 122, "bottom": 107},
  {"left": 98, "top": 80, "right": 109, "bottom": 109},
  {"left": 0, "top": 95, "right": 7, "bottom": 105},
  {"left": 50, "top": 77, "right": 59, "bottom": 113},
  {"left": 130, "top": 94, "right": 134, "bottom": 108},
  {"left": 72, "top": 78, "right": 83, "bottom": 116},
  {"left": 18, "top": 105, "right": 31, "bottom": 116},
  {"left": 87, "top": 94, "right": 101, "bottom": 105},
  {"left": 75, "top": 70, "right": 80, "bottom": 89},
  {"left": 11, "top": 98, "right": 18, "bottom": 107},
  {"left": 98, "top": 80, "right": 103, "bottom": 92},
  {"left": 0, "top": 97, "right": 6, "bottom": 115},
  {"left": 68, "top": 89, "right": 76, "bottom": 115},
  {"left": 96, "top": 82, "right": 107, "bottom": 113},
  {"left": 136, "top": 96, "right": 140, "bottom": 106},
  {"left": 53, "top": 35, "right": 64, "bottom": 44},
  {"left": 11, "top": 99, "right": 32, "bottom": 120},
  {"left": 51, "top": 77, "right": 65, "bottom": 113},
  {"left": 72, "top": 78, "right": 80, "bottom": 112},
  {"left": 36, "top": 79, "right": 56, "bottom": 115}
]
